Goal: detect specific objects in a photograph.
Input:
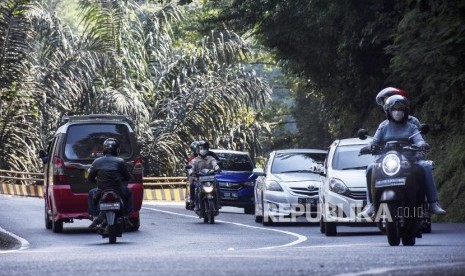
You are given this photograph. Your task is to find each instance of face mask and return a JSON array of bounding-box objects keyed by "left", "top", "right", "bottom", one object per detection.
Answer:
[
  {"left": 199, "top": 149, "right": 207, "bottom": 156},
  {"left": 391, "top": 110, "right": 404, "bottom": 122}
]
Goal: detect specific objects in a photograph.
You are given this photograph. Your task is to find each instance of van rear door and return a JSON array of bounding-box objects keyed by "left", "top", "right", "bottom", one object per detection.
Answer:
[{"left": 63, "top": 123, "right": 135, "bottom": 194}]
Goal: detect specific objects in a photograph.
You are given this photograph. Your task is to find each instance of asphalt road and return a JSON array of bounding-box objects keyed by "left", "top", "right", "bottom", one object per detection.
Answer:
[{"left": 1, "top": 194, "right": 465, "bottom": 276}]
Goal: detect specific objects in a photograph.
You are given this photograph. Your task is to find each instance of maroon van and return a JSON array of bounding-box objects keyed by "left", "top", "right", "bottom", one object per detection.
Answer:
[{"left": 42, "top": 115, "right": 143, "bottom": 233}]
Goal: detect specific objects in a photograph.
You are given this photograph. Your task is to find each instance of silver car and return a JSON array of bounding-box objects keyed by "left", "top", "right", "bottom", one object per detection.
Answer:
[
  {"left": 319, "top": 137, "right": 375, "bottom": 236},
  {"left": 253, "top": 149, "right": 327, "bottom": 225}
]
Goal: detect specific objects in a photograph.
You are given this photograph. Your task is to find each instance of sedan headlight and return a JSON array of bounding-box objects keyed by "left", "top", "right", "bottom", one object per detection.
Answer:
[
  {"left": 243, "top": 181, "right": 254, "bottom": 186},
  {"left": 382, "top": 153, "right": 401, "bottom": 176},
  {"left": 266, "top": 181, "right": 283, "bottom": 192},
  {"left": 329, "top": 178, "right": 348, "bottom": 195}
]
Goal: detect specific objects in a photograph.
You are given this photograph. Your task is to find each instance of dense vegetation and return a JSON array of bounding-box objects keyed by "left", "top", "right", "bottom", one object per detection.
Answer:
[
  {"left": 1, "top": 0, "right": 464, "bottom": 221},
  {"left": 0, "top": 0, "right": 271, "bottom": 176},
  {"left": 201, "top": 0, "right": 465, "bottom": 221}
]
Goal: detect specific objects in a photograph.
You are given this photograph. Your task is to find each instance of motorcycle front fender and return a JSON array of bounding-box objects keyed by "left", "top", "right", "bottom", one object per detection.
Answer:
[{"left": 380, "top": 190, "right": 404, "bottom": 202}]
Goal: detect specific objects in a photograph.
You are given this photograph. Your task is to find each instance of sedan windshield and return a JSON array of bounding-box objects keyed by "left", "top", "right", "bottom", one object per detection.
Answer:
[
  {"left": 215, "top": 152, "right": 254, "bottom": 172},
  {"left": 271, "top": 152, "right": 326, "bottom": 174},
  {"left": 332, "top": 145, "right": 375, "bottom": 170}
]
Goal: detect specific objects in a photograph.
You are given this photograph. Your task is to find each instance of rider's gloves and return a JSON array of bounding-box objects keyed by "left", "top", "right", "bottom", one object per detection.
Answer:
[
  {"left": 370, "top": 144, "right": 381, "bottom": 154},
  {"left": 419, "top": 143, "right": 430, "bottom": 151},
  {"left": 359, "top": 145, "right": 371, "bottom": 155}
]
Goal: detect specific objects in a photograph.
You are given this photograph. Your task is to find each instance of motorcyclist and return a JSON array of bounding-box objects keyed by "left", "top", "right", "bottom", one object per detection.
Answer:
[
  {"left": 87, "top": 138, "right": 134, "bottom": 228},
  {"left": 188, "top": 141, "right": 221, "bottom": 211},
  {"left": 358, "top": 94, "right": 446, "bottom": 217},
  {"left": 361, "top": 87, "right": 417, "bottom": 215},
  {"left": 187, "top": 141, "right": 199, "bottom": 210}
]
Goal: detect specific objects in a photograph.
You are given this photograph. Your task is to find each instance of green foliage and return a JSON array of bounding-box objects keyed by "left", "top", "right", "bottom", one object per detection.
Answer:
[
  {"left": 203, "top": 0, "right": 465, "bottom": 221},
  {"left": 387, "top": 0, "right": 465, "bottom": 222},
  {"left": 0, "top": 0, "right": 271, "bottom": 177}
]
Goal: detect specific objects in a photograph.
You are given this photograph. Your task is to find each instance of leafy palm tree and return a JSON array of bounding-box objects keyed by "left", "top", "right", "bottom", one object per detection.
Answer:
[{"left": 0, "top": 0, "right": 271, "bottom": 176}]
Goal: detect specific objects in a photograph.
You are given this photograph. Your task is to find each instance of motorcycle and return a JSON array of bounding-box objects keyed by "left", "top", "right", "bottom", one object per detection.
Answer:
[
  {"left": 358, "top": 127, "right": 429, "bottom": 246},
  {"left": 95, "top": 190, "right": 125, "bottom": 244},
  {"left": 186, "top": 166, "right": 219, "bottom": 224}
]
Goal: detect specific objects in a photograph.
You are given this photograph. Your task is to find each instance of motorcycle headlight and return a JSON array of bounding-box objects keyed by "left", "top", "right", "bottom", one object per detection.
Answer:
[
  {"left": 382, "top": 153, "right": 401, "bottom": 176},
  {"left": 266, "top": 181, "right": 283, "bottom": 192},
  {"left": 329, "top": 178, "right": 348, "bottom": 195},
  {"left": 202, "top": 182, "right": 214, "bottom": 193}
]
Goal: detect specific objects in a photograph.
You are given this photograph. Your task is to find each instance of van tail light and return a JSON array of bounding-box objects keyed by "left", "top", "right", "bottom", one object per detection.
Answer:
[
  {"left": 53, "top": 156, "right": 67, "bottom": 184},
  {"left": 132, "top": 157, "right": 143, "bottom": 182}
]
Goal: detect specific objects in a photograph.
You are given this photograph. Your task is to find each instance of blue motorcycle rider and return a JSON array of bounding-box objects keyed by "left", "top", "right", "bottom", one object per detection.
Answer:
[{"left": 359, "top": 94, "right": 446, "bottom": 217}]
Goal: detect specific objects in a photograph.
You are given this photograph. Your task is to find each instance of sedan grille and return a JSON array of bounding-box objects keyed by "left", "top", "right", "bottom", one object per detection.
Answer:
[
  {"left": 288, "top": 187, "right": 319, "bottom": 197},
  {"left": 347, "top": 190, "right": 366, "bottom": 200},
  {"left": 218, "top": 182, "right": 242, "bottom": 191}
]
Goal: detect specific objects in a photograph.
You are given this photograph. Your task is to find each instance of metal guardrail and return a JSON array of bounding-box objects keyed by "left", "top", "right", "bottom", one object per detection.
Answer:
[
  {"left": 0, "top": 169, "right": 44, "bottom": 184},
  {"left": 143, "top": 176, "right": 187, "bottom": 188},
  {"left": 0, "top": 169, "right": 187, "bottom": 188},
  {"left": 0, "top": 170, "right": 188, "bottom": 201}
]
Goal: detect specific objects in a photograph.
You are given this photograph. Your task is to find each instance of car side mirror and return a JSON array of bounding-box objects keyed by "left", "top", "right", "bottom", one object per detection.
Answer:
[
  {"left": 357, "top": 129, "right": 368, "bottom": 140},
  {"left": 38, "top": 149, "right": 49, "bottom": 164},
  {"left": 253, "top": 168, "right": 265, "bottom": 177},
  {"left": 419, "top": 124, "right": 429, "bottom": 135}
]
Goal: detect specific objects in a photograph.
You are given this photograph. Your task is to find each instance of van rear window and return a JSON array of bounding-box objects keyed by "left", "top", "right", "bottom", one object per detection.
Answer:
[{"left": 64, "top": 124, "right": 133, "bottom": 160}]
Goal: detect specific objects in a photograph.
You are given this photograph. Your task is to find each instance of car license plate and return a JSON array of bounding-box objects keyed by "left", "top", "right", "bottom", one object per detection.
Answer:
[
  {"left": 298, "top": 198, "right": 317, "bottom": 205},
  {"left": 222, "top": 192, "right": 238, "bottom": 199},
  {"left": 99, "top": 202, "right": 120, "bottom": 211},
  {"left": 375, "top": 177, "right": 406, "bottom": 188}
]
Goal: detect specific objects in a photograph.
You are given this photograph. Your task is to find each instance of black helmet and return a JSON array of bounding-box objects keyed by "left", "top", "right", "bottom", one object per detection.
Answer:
[
  {"left": 384, "top": 95, "right": 409, "bottom": 123},
  {"left": 190, "top": 141, "right": 199, "bottom": 153},
  {"left": 197, "top": 140, "right": 210, "bottom": 156},
  {"left": 103, "top": 138, "right": 120, "bottom": 156}
]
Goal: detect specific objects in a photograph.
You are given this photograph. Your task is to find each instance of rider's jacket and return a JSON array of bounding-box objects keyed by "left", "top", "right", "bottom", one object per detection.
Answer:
[
  {"left": 370, "top": 120, "right": 427, "bottom": 160},
  {"left": 189, "top": 155, "right": 219, "bottom": 176},
  {"left": 88, "top": 154, "right": 131, "bottom": 193},
  {"left": 377, "top": 115, "right": 425, "bottom": 160}
]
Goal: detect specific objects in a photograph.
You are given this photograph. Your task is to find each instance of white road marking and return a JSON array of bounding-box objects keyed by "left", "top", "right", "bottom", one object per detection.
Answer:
[
  {"left": 0, "top": 226, "right": 30, "bottom": 254},
  {"left": 142, "top": 207, "right": 308, "bottom": 250},
  {"left": 334, "top": 261, "right": 465, "bottom": 276}
]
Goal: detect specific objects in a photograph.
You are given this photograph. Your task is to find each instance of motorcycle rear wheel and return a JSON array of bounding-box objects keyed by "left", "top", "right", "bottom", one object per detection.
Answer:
[
  {"left": 108, "top": 225, "right": 117, "bottom": 244},
  {"left": 402, "top": 234, "right": 416, "bottom": 246}
]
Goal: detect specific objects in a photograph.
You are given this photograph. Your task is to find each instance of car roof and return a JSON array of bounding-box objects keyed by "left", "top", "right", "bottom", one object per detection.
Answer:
[
  {"left": 55, "top": 120, "right": 134, "bottom": 135},
  {"left": 334, "top": 137, "right": 373, "bottom": 146},
  {"left": 211, "top": 149, "right": 249, "bottom": 155},
  {"left": 273, "top": 148, "right": 327, "bottom": 154}
]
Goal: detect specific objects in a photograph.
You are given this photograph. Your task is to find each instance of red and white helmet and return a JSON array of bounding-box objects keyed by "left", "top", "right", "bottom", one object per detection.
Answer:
[{"left": 375, "top": 87, "right": 408, "bottom": 106}]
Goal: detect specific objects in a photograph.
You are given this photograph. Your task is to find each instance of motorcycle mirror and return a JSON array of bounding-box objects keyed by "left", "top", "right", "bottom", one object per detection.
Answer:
[
  {"left": 185, "top": 165, "right": 192, "bottom": 170},
  {"left": 357, "top": 129, "right": 368, "bottom": 140},
  {"left": 419, "top": 124, "right": 429, "bottom": 135}
]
